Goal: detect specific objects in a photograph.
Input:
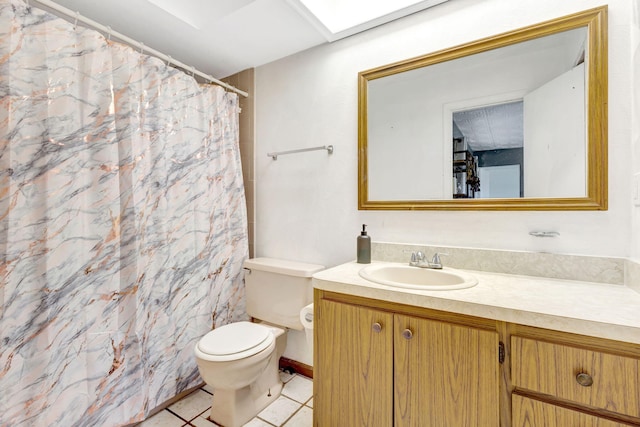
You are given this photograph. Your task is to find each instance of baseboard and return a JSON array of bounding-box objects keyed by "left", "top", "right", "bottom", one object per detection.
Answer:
[{"left": 279, "top": 357, "right": 313, "bottom": 379}]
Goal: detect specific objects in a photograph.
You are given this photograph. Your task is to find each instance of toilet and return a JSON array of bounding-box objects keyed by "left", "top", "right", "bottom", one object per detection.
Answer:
[{"left": 194, "top": 257, "right": 324, "bottom": 427}]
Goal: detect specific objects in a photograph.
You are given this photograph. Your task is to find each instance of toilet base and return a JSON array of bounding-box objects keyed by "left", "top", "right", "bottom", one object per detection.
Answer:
[
  {"left": 209, "top": 380, "right": 283, "bottom": 427},
  {"left": 196, "top": 325, "right": 287, "bottom": 427},
  {"left": 207, "top": 341, "right": 285, "bottom": 427}
]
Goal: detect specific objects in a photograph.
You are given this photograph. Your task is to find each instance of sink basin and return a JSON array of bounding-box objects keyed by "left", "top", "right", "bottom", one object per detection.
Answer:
[{"left": 359, "top": 263, "right": 477, "bottom": 290}]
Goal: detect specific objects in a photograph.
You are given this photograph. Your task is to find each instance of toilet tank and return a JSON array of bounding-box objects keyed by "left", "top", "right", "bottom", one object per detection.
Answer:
[{"left": 243, "top": 258, "right": 324, "bottom": 330}]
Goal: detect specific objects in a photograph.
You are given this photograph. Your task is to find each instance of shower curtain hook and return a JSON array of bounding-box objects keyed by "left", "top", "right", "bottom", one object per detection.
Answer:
[
  {"left": 190, "top": 66, "right": 195, "bottom": 77},
  {"left": 139, "top": 42, "right": 144, "bottom": 55},
  {"left": 73, "top": 11, "right": 80, "bottom": 30},
  {"left": 106, "top": 25, "right": 112, "bottom": 42},
  {"left": 166, "top": 55, "right": 172, "bottom": 67}
]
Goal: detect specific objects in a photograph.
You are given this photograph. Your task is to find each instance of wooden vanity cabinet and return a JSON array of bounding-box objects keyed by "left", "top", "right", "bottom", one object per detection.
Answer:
[
  {"left": 314, "top": 295, "right": 394, "bottom": 426},
  {"left": 314, "top": 290, "right": 500, "bottom": 427},
  {"left": 512, "top": 394, "right": 631, "bottom": 427},
  {"left": 509, "top": 325, "right": 640, "bottom": 427}
]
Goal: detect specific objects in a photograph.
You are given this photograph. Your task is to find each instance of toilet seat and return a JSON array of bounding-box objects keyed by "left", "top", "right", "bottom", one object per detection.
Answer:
[{"left": 197, "top": 321, "right": 274, "bottom": 362}]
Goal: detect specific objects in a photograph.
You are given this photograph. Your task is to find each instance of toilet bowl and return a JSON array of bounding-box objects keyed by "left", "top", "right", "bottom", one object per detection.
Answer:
[
  {"left": 194, "top": 258, "right": 324, "bottom": 427},
  {"left": 194, "top": 322, "right": 285, "bottom": 427}
]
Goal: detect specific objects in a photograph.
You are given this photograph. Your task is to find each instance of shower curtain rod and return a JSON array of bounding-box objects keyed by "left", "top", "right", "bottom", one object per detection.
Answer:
[{"left": 30, "top": 0, "right": 249, "bottom": 98}]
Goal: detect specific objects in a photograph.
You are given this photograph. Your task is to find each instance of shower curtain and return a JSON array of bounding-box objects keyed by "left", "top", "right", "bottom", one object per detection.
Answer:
[{"left": 0, "top": 0, "right": 249, "bottom": 425}]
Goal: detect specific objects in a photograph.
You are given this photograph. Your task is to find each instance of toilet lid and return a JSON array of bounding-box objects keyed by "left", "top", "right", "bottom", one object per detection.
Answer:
[{"left": 197, "top": 321, "right": 272, "bottom": 357}]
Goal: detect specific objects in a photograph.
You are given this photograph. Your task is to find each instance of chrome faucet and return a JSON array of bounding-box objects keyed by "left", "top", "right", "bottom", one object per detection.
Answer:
[{"left": 409, "top": 251, "right": 446, "bottom": 269}]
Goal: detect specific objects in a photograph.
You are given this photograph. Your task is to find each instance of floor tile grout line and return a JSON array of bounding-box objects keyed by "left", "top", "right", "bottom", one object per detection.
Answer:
[
  {"left": 255, "top": 394, "right": 303, "bottom": 427},
  {"left": 276, "top": 402, "right": 307, "bottom": 427},
  {"left": 187, "top": 406, "right": 214, "bottom": 424},
  {"left": 255, "top": 416, "right": 278, "bottom": 426},
  {"left": 281, "top": 391, "right": 314, "bottom": 405},
  {"left": 303, "top": 395, "right": 313, "bottom": 408},
  {"left": 166, "top": 408, "right": 191, "bottom": 423}
]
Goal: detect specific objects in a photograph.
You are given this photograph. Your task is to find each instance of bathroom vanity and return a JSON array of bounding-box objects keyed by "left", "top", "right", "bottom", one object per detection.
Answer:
[{"left": 312, "top": 261, "right": 640, "bottom": 427}]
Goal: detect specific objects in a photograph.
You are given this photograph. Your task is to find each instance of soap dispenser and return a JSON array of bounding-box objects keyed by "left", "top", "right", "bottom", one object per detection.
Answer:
[{"left": 357, "top": 224, "right": 371, "bottom": 264}]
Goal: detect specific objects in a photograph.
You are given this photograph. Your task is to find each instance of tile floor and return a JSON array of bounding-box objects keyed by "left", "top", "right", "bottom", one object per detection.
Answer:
[{"left": 139, "top": 371, "right": 313, "bottom": 427}]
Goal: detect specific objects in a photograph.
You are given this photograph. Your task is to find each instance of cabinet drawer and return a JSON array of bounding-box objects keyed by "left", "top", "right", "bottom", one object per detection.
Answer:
[
  {"left": 511, "top": 336, "right": 640, "bottom": 419},
  {"left": 512, "top": 394, "right": 631, "bottom": 427}
]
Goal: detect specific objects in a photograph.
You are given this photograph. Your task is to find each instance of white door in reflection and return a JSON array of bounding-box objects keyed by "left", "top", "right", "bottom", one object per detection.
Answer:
[{"left": 477, "top": 165, "right": 521, "bottom": 198}]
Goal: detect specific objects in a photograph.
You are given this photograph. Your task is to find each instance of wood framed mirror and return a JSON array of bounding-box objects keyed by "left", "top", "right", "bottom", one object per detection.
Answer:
[{"left": 358, "top": 6, "right": 607, "bottom": 210}]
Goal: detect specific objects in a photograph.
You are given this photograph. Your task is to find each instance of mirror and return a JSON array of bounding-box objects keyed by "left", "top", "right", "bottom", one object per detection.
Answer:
[{"left": 358, "top": 6, "right": 607, "bottom": 210}]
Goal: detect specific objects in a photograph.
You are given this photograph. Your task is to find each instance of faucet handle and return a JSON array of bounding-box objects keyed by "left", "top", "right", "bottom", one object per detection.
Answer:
[
  {"left": 430, "top": 252, "right": 448, "bottom": 267},
  {"left": 407, "top": 250, "right": 425, "bottom": 265},
  {"left": 431, "top": 252, "right": 442, "bottom": 263}
]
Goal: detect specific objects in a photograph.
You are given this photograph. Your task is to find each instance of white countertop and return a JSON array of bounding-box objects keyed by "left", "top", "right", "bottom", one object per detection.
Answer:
[{"left": 312, "top": 261, "right": 640, "bottom": 345}]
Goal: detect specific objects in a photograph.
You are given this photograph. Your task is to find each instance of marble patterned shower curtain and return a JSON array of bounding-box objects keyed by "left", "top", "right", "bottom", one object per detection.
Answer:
[{"left": 0, "top": 0, "right": 249, "bottom": 425}]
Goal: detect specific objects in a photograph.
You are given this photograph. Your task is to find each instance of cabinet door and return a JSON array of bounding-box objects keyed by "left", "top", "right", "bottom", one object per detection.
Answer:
[
  {"left": 314, "top": 299, "right": 393, "bottom": 427},
  {"left": 513, "top": 394, "right": 629, "bottom": 427},
  {"left": 394, "top": 314, "right": 499, "bottom": 426}
]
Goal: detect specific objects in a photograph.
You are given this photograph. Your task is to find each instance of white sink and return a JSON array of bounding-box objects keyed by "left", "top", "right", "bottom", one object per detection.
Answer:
[{"left": 359, "top": 263, "right": 478, "bottom": 290}]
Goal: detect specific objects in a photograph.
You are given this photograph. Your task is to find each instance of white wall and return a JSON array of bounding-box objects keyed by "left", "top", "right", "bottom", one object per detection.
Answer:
[
  {"left": 368, "top": 75, "right": 444, "bottom": 200},
  {"left": 524, "top": 64, "right": 585, "bottom": 198},
  {"left": 631, "top": 0, "right": 640, "bottom": 265},
  {"left": 255, "top": 0, "right": 636, "bottom": 269}
]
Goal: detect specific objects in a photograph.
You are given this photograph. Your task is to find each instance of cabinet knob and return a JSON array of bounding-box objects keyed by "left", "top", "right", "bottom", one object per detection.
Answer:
[
  {"left": 372, "top": 322, "right": 382, "bottom": 333},
  {"left": 576, "top": 372, "right": 593, "bottom": 387},
  {"left": 402, "top": 329, "right": 413, "bottom": 340}
]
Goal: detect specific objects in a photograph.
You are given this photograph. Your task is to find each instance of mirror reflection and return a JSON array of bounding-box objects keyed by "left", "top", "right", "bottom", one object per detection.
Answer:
[
  {"left": 452, "top": 100, "right": 524, "bottom": 198},
  {"left": 453, "top": 100, "right": 524, "bottom": 199},
  {"left": 359, "top": 7, "right": 607, "bottom": 210},
  {"left": 450, "top": 27, "right": 585, "bottom": 200}
]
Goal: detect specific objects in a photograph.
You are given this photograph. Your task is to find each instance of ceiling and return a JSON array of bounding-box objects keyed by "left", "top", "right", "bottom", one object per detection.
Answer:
[
  {"left": 453, "top": 101, "right": 524, "bottom": 152},
  {"left": 40, "top": 0, "right": 448, "bottom": 79}
]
